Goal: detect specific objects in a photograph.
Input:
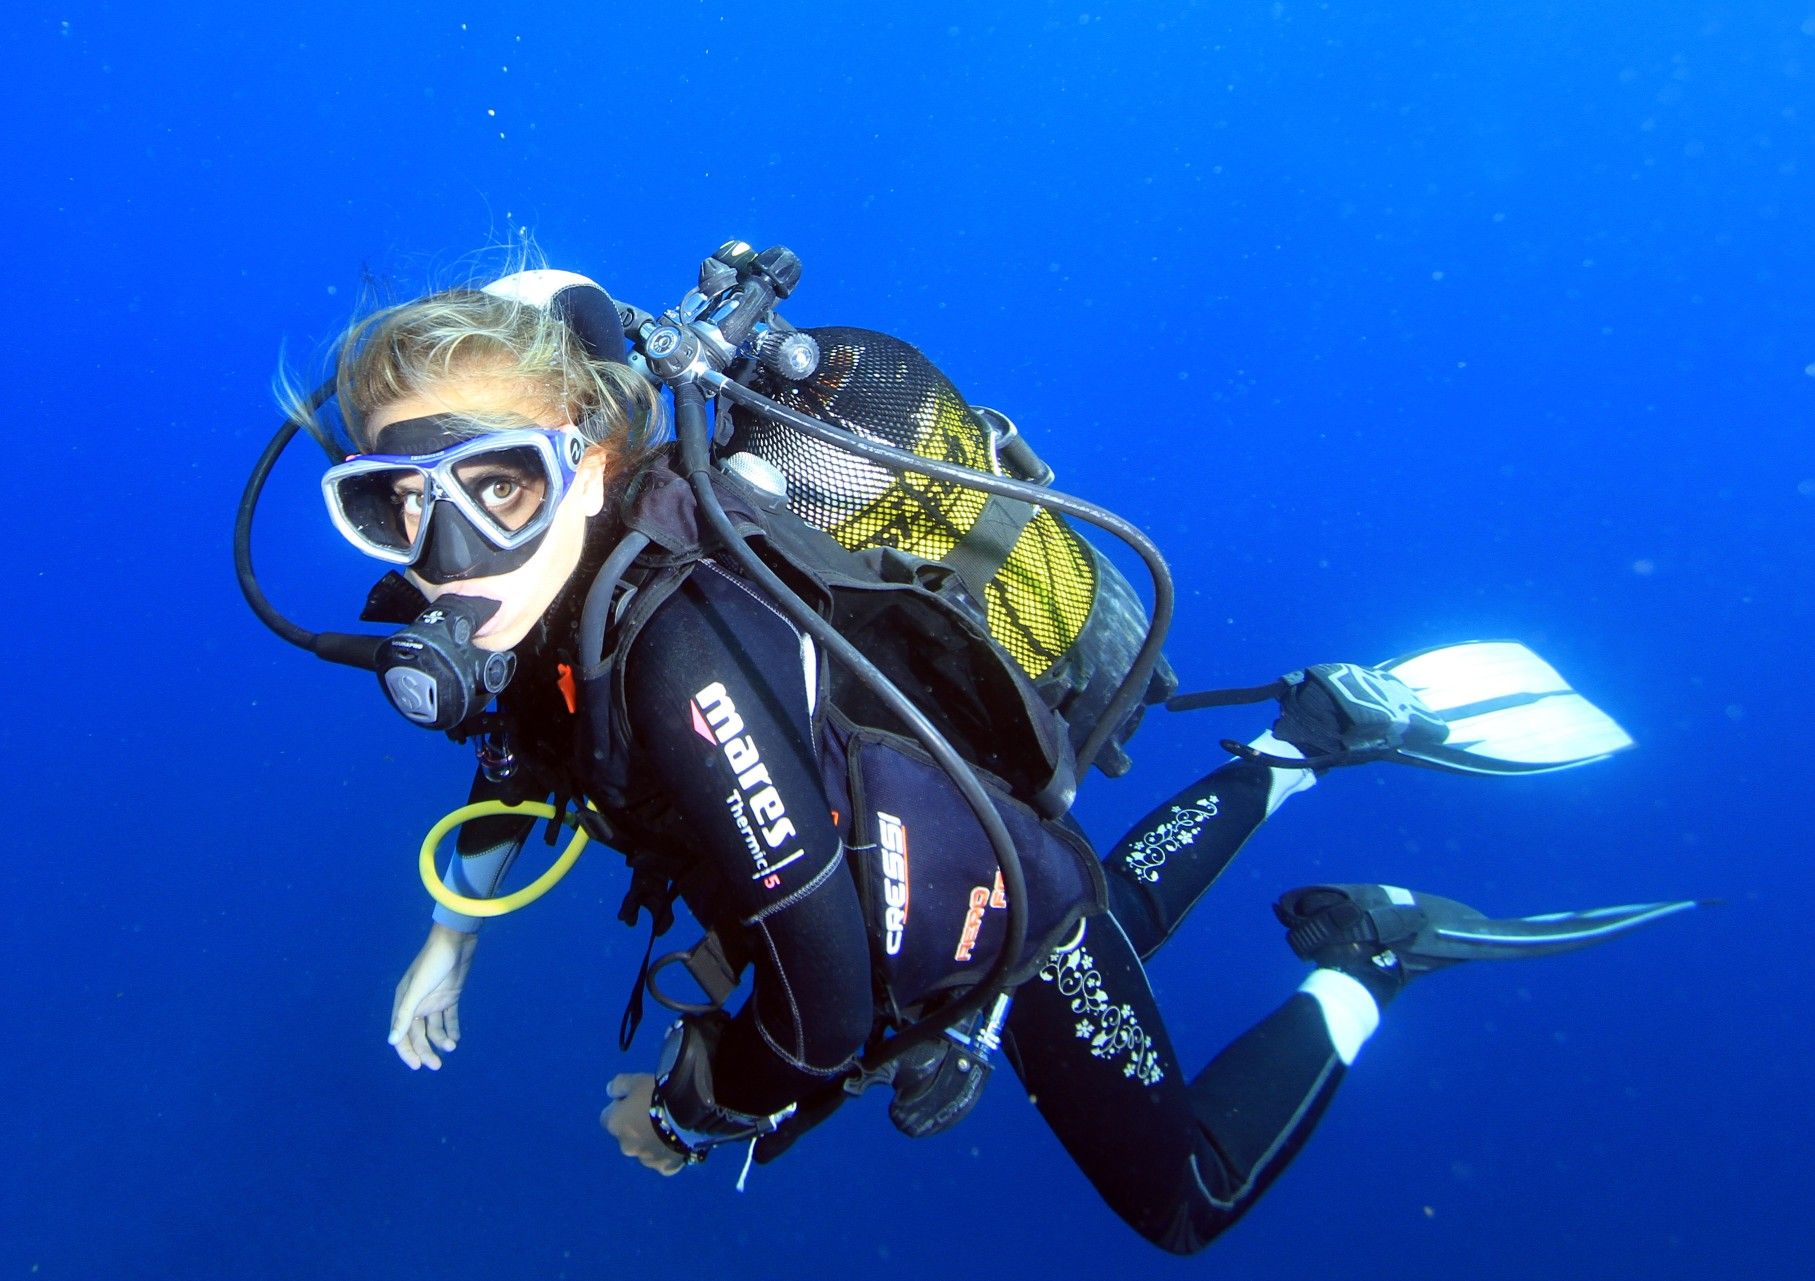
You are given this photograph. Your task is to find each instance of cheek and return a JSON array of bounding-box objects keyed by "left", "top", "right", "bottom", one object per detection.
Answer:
[
  {"left": 573, "top": 453, "right": 612, "bottom": 519},
  {"left": 489, "top": 497, "right": 593, "bottom": 619},
  {"left": 503, "top": 491, "right": 593, "bottom": 588},
  {"left": 539, "top": 486, "right": 593, "bottom": 573}
]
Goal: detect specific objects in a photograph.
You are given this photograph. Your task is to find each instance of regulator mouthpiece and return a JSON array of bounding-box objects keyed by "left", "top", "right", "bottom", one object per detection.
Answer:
[{"left": 377, "top": 595, "right": 516, "bottom": 731}]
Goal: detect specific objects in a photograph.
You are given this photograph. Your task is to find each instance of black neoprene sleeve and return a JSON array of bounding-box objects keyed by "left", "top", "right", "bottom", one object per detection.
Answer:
[{"left": 621, "top": 561, "right": 874, "bottom": 1116}]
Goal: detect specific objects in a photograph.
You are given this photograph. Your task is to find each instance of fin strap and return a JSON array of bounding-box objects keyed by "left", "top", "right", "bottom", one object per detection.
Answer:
[
  {"left": 1221, "top": 737, "right": 1384, "bottom": 772},
  {"left": 1166, "top": 677, "right": 1292, "bottom": 712}
]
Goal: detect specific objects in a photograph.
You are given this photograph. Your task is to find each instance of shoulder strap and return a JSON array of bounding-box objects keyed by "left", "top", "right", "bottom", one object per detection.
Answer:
[
  {"left": 939, "top": 491, "right": 1038, "bottom": 606},
  {"left": 756, "top": 512, "right": 1077, "bottom": 816},
  {"left": 583, "top": 453, "right": 1077, "bottom": 821}
]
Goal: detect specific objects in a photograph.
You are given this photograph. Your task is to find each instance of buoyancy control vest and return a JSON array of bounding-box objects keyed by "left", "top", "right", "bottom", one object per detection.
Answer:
[{"left": 570, "top": 454, "right": 1107, "bottom": 1014}]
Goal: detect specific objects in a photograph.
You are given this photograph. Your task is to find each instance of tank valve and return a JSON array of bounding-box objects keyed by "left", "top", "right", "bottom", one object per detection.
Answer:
[{"left": 754, "top": 330, "right": 821, "bottom": 381}]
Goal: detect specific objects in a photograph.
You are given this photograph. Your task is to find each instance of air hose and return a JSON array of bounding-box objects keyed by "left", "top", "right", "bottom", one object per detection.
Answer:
[{"left": 417, "top": 799, "right": 591, "bottom": 917}]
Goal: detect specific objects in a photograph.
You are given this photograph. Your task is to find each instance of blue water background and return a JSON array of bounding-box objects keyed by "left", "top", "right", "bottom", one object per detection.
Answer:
[{"left": 4, "top": 3, "right": 1809, "bottom": 1277}]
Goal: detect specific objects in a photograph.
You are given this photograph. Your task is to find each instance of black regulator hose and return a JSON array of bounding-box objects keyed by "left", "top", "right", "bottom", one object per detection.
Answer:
[
  {"left": 672, "top": 382, "right": 1029, "bottom": 1076},
  {"left": 707, "top": 373, "right": 1173, "bottom": 776},
  {"left": 233, "top": 378, "right": 385, "bottom": 671}
]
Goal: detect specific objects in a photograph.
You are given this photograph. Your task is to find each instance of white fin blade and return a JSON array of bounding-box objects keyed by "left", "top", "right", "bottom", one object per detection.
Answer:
[
  {"left": 1437, "top": 692, "right": 1635, "bottom": 765},
  {"left": 1382, "top": 641, "right": 1570, "bottom": 711}
]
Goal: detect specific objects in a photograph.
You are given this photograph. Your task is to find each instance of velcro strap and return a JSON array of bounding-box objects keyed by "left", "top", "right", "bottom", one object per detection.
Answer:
[{"left": 941, "top": 492, "right": 1037, "bottom": 606}]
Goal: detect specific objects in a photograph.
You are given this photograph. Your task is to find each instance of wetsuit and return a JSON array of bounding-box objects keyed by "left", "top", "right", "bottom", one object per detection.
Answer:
[{"left": 437, "top": 554, "right": 1358, "bottom": 1256}]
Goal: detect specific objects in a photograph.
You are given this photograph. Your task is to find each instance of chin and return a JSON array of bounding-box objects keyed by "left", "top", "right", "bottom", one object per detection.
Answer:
[{"left": 409, "top": 533, "right": 584, "bottom": 651}]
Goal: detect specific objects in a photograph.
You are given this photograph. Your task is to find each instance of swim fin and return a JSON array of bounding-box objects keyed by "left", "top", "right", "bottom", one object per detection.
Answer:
[
  {"left": 1175, "top": 641, "right": 1635, "bottom": 775},
  {"left": 1276, "top": 883, "right": 1704, "bottom": 997}
]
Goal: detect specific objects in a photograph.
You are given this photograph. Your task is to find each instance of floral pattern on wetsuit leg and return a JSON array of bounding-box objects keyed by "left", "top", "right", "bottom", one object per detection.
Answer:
[
  {"left": 1037, "top": 942, "right": 1165, "bottom": 1087},
  {"left": 1118, "top": 794, "right": 1220, "bottom": 885}
]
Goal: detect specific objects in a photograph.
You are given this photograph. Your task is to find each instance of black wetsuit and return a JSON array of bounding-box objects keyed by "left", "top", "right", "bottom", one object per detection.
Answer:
[
  {"left": 1010, "top": 762, "right": 1342, "bottom": 1254},
  {"left": 449, "top": 556, "right": 1350, "bottom": 1255}
]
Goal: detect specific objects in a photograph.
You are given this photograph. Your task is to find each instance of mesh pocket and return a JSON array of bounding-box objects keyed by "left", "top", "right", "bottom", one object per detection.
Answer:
[{"left": 728, "top": 328, "right": 1095, "bottom": 680}]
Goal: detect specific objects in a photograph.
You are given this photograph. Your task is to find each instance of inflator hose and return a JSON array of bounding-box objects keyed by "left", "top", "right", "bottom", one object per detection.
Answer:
[{"left": 418, "top": 800, "right": 589, "bottom": 916}]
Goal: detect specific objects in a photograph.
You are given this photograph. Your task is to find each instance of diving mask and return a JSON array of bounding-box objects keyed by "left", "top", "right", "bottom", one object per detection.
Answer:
[{"left": 323, "top": 415, "right": 588, "bottom": 584}]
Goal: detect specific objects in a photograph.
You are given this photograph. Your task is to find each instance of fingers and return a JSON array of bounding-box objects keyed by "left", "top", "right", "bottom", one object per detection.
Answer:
[
  {"left": 389, "top": 991, "right": 417, "bottom": 1047},
  {"left": 387, "top": 1006, "right": 422, "bottom": 1068},
  {"left": 643, "top": 1151, "right": 685, "bottom": 1176},
  {"left": 387, "top": 1015, "right": 446, "bottom": 1071},
  {"left": 395, "top": 1017, "right": 442, "bottom": 1071},
  {"left": 412, "top": 1018, "right": 443, "bottom": 1070},
  {"left": 389, "top": 971, "right": 430, "bottom": 1048},
  {"left": 602, "top": 1104, "right": 684, "bottom": 1175},
  {"left": 389, "top": 975, "right": 461, "bottom": 1069},
  {"left": 600, "top": 1076, "right": 687, "bottom": 1176}
]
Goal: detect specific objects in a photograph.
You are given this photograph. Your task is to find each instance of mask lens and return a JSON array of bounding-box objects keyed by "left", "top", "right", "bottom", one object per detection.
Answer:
[
  {"left": 331, "top": 465, "right": 426, "bottom": 557},
  {"left": 449, "top": 444, "right": 554, "bottom": 539}
]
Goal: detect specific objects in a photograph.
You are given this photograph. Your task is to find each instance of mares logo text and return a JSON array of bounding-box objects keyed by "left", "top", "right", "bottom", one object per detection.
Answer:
[{"left": 691, "top": 681, "right": 804, "bottom": 891}]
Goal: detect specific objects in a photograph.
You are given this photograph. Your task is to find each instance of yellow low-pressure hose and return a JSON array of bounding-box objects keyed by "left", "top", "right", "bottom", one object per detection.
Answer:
[{"left": 418, "top": 800, "right": 591, "bottom": 917}]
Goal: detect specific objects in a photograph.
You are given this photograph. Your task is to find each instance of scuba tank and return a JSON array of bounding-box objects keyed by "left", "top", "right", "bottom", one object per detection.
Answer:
[{"left": 721, "top": 325, "right": 1176, "bottom": 777}]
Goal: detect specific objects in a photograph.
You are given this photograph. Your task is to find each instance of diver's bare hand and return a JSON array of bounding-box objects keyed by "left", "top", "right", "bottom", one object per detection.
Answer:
[
  {"left": 388, "top": 923, "right": 478, "bottom": 1070},
  {"left": 602, "top": 1073, "right": 686, "bottom": 1176}
]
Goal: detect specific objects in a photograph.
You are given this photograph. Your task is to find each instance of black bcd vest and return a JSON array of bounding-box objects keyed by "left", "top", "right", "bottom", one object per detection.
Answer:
[{"left": 573, "top": 456, "right": 1108, "bottom": 1010}]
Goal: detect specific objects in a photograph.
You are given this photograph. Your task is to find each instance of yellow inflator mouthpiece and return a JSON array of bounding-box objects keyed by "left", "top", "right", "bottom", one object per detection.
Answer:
[{"left": 418, "top": 800, "right": 593, "bottom": 917}]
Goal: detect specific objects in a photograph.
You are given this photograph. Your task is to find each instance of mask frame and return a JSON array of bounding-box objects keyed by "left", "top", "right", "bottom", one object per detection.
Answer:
[{"left": 321, "top": 422, "right": 587, "bottom": 571}]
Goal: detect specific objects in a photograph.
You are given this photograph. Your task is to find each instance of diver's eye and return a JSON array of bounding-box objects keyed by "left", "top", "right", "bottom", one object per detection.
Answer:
[
  {"left": 390, "top": 479, "right": 425, "bottom": 516},
  {"left": 454, "top": 458, "right": 547, "bottom": 531},
  {"left": 386, "top": 477, "right": 427, "bottom": 540},
  {"left": 478, "top": 478, "right": 520, "bottom": 509}
]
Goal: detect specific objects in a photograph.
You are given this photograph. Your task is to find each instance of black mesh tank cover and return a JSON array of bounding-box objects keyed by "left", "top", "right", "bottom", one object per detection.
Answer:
[{"left": 726, "top": 328, "right": 1099, "bottom": 684}]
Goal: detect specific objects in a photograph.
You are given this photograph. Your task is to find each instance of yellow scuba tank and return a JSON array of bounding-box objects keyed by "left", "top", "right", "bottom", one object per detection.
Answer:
[{"left": 725, "top": 327, "right": 1174, "bottom": 775}]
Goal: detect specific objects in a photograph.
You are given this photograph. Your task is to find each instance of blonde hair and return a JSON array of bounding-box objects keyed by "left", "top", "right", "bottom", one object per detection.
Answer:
[{"left": 276, "top": 274, "right": 665, "bottom": 470}]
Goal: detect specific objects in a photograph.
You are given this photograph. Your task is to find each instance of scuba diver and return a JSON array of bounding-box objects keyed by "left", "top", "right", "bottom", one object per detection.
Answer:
[{"left": 238, "top": 246, "right": 1701, "bottom": 1255}]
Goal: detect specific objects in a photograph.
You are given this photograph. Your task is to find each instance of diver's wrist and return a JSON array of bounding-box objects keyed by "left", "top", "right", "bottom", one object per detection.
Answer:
[
  {"left": 429, "top": 905, "right": 485, "bottom": 934},
  {"left": 646, "top": 1099, "right": 712, "bottom": 1164}
]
